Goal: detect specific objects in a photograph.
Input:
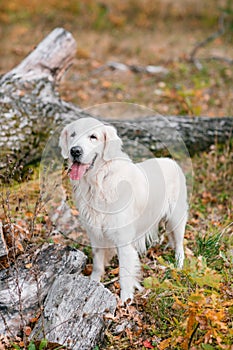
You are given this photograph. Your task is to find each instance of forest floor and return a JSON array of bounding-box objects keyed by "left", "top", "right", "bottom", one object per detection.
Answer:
[
  {"left": 1, "top": 2, "right": 233, "bottom": 116},
  {"left": 0, "top": 1, "right": 233, "bottom": 349}
]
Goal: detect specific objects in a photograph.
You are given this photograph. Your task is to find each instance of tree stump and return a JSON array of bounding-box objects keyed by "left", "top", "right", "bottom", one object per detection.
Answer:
[
  {"left": 31, "top": 275, "right": 116, "bottom": 350},
  {"left": 0, "top": 243, "right": 116, "bottom": 349}
]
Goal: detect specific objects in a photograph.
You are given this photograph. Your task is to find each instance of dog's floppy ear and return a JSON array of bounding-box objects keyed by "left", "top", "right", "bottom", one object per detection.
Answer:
[
  {"left": 59, "top": 126, "right": 69, "bottom": 159},
  {"left": 103, "top": 125, "right": 123, "bottom": 161}
]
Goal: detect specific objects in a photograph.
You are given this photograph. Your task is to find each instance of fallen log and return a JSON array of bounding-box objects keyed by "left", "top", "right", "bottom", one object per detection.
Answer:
[
  {"left": 0, "top": 28, "right": 232, "bottom": 175},
  {"left": 0, "top": 27, "right": 90, "bottom": 173},
  {"left": 0, "top": 243, "right": 116, "bottom": 349}
]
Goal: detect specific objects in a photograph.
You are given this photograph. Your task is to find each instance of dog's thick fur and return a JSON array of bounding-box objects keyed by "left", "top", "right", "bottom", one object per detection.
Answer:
[{"left": 59, "top": 117, "right": 188, "bottom": 302}]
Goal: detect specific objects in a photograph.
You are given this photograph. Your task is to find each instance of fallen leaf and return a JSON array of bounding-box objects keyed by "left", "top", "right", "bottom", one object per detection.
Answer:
[
  {"left": 29, "top": 316, "right": 39, "bottom": 323},
  {"left": 77, "top": 91, "right": 88, "bottom": 101},
  {"left": 71, "top": 208, "right": 79, "bottom": 216},
  {"left": 110, "top": 267, "right": 119, "bottom": 275},
  {"left": 83, "top": 264, "right": 92, "bottom": 276},
  {"left": 25, "top": 211, "right": 34, "bottom": 218},
  {"left": 104, "top": 312, "right": 116, "bottom": 321},
  {"left": 143, "top": 339, "right": 154, "bottom": 348},
  {"left": 24, "top": 326, "right": 31, "bottom": 336},
  {"left": 114, "top": 281, "right": 120, "bottom": 289},
  {"left": 158, "top": 338, "right": 172, "bottom": 350},
  {"left": 77, "top": 47, "right": 90, "bottom": 59},
  {"left": 25, "top": 263, "right": 33, "bottom": 269},
  {"left": 102, "top": 80, "right": 112, "bottom": 88}
]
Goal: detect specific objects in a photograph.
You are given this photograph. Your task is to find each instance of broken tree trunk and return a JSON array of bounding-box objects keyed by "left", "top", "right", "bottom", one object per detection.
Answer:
[
  {"left": 0, "top": 28, "right": 232, "bottom": 173},
  {"left": 0, "top": 27, "right": 90, "bottom": 171},
  {"left": 0, "top": 243, "right": 116, "bottom": 349}
]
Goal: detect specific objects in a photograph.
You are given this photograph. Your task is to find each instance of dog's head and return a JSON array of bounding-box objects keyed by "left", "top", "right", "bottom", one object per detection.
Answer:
[{"left": 59, "top": 117, "right": 123, "bottom": 180}]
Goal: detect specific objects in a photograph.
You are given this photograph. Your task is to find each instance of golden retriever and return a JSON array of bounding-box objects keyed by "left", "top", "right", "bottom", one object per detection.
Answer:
[{"left": 59, "top": 117, "right": 188, "bottom": 303}]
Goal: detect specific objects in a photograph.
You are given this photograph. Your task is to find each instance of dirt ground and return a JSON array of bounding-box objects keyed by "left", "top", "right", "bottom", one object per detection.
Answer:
[{"left": 1, "top": 12, "right": 233, "bottom": 117}]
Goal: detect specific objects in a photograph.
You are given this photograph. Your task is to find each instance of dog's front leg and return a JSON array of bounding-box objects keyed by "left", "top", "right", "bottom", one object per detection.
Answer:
[
  {"left": 90, "top": 247, "right": 105, "bottom": 282},
  {"left": 118, "top": 244, "right": 142, "bottom": 303}
]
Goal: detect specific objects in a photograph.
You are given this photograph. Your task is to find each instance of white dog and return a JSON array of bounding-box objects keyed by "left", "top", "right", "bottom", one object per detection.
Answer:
[{"left": 59, "top": 117, "right": 188, "bottom": 303}]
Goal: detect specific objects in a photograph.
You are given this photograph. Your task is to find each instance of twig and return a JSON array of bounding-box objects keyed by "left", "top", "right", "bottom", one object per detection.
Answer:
[
  {"left": 33, "top": 267, "right": 46, "bottom": 339},
  {"left": 103, "top": 277, "right": 119, "bottom": 286},
  {"left": 0, "top": 310, "right": 16, "bottom": 340},
  {"left": 188, "top": 322, "right": 199, "bottom": 349},
  {"left": 189, "top": 13, "right": 232, "bottom": 69},
  {"left": 90, "top": 61, "right": 169, "bottom": 76},
  {"left": 58, "top": 229, "right": 88, "bottom": 246},
  {"left": 27, "top": 193, "right": 44, "bottom": 239},
  {"left": 202, "top": 55, "right": 233, "bottom": 65}
]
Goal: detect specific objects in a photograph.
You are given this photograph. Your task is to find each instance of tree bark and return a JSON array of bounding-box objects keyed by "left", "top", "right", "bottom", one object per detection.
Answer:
[
  {"left": 3, "top": 27, "right": 77, "bottom": 83},
  {"left": 0, "top": 28, "right": 232, "bottom": 175},
  {"left": 107, "top": 115, "right": 233, "bottom": 157}
]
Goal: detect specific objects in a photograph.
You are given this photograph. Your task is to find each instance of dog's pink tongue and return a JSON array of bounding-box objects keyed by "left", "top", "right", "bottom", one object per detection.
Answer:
[{"left": 70, "top": 163, "right": 89, "bottom": 180}]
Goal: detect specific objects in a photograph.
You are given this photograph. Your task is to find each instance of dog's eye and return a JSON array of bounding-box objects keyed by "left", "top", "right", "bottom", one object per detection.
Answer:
[
  {"left": 70, "top": 132, "right": 76, "bottom": 138},
  {"left": 90, "top": 134, "right": 97, "bottom": 140}
]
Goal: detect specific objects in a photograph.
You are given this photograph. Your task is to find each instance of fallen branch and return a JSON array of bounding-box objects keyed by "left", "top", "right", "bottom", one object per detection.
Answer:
[
  {"left": 202, "top": 55, "right": 233, "bottom": 65},
  {"left": 189, "top": 13, "right": 233, "bottom": 69},
  {"left": 90, "top": 61, "right": 169, "bottom": 75}
]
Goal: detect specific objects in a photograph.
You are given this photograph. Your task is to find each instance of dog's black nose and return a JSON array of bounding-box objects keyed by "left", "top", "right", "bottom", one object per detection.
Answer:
[{"left": 70, "top": 146, "right": 83, "bottom": 159}]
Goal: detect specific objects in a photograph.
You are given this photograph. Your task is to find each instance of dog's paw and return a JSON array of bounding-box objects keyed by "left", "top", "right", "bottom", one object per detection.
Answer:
[
  {"left": 120, "top": 291, "right": 134, "bottom": 305},
  {"left": 90, "top": 271, "right": 101, "bottom": 282},
  {"left": 135, "top": 281, "right": 144, "bottom": 292}
]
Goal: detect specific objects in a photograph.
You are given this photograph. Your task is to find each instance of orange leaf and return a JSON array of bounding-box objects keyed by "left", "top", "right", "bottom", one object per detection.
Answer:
[
  {"left": 158, "top": 338, "right": 172, "bottom": 350},
  {"left": 24, "top": 326, "right": 31, "bottom": 336},
  {"left": 110, "top": 267, "right": 119, "bottom": 275},
  {"left": 25, "top": 263, "right": 33, "bottom": 269},
  {"left": 29, "top": 316, "right": 39, "bottom": 323},
  {"left": 77, "top": 91, "right": 88, "bottom": 101},
  {"left": 25, "top": 211, "right": 34, "bottom": 218},
  {"left": 71, "top": 208, "right": 79, "bottom": 216},
  {"left": 102, "top": 80, "right": 112, "bottom": 88},
  {"left": 17, "top": 241, "right": 24, "bottom": 252}
]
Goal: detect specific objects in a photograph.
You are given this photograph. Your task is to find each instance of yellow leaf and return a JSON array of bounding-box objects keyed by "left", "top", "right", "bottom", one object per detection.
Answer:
[
  {"left": 158, "top": 338, "right": 172, "bottom": 350},
  {"left": 25, "top": 263, "right": 33, "bottom": 269},
  {"left": 182, "top": 309, "right": 198, "bottom": 350},
  {"left": 25, "top": 211, "right": 34, "bottom": 218},
  {"left": 194, "top": 272, "right": 221, "bottom": 289}
]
